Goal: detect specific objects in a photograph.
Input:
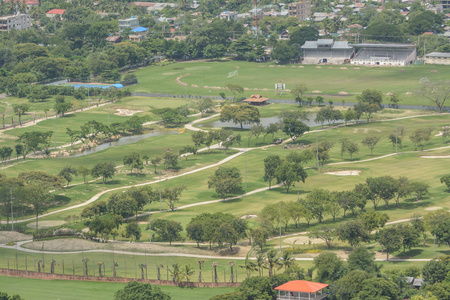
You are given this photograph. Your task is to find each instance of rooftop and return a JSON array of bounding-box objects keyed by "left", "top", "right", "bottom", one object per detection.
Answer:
[
  {"left": 275, "top": 280, "right": 329, "bottom": 293},
  {"left": 46, "top": 9, "right": 66, "bottom": 15},
  {"left": 351, "top": 43, "right": 416, "bottom": 48},
  {"left": 131, "top": 26, "right": 148, "bottom": 32},
  {"left": 425, "top": 52, "right": 450, "bottom": 58}
]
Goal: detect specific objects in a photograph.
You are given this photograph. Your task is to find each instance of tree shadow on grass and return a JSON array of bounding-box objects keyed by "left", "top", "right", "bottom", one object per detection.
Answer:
[
  {"left": 396, "top": 248, "right": 424, "bottom": 258},
  {"left": 53, "top": 194, "right": 71, "bottom": 206},
  {"left": 104, "top": 180, "right": 121, "bottom": 185},
  {"left": 126, "top": 173, "right": 147, "bottom": 178}
]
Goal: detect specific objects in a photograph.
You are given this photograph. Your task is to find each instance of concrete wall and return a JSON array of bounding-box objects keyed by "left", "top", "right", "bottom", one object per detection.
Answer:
[{"left": 0, "top": 268, "right": 241, "bottom": 288}]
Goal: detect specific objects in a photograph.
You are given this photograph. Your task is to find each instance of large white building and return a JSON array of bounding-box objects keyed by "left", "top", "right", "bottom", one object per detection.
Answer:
[
  {"left": 301, "top": 39, "right": 354, "bottom": 64},
  {"left": 351, "top": 44, "right": 417, "bottom": 66},
  {"left": 0, "top": 12, "right": 31, "bottom": 32},
  {"left": 424, "top": 52, "right": 450, "bottom": 65}
]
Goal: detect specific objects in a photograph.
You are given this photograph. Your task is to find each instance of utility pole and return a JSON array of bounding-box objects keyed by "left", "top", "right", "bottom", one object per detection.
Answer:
[
  {"left": 184, "top": 86, "right": 187, "bottom": 106},
  {"left": 279, "top": 202, "right": 282, "bottom": 252},
  {"left": 159, "top": 172, "right": 162, "bottom": 213},
  {"left": 395, "top": 119, "right": 398, "bottom": 155},
  {"left": 149, "top": 204, "right": 151, "bottom": 244},
  {"left": 108, "top": 100, "right": 110, "bottom": 128},
  {"left": 10, "top": 188, "right": 14, "bottom": 231},
  {"left": 244, "top": 149, "right": 247, "bottom": 189},
  {"left": 53, "top": 117, "right": 56, "bottom": 149},
  {"left": 316, "top": 131, "right": 319, "bottom": 168}
]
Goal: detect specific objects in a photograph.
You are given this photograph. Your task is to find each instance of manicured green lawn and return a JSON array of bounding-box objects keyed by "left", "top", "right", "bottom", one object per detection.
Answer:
[
  {"left": 0, "top": 276, "right": 236, "bottom": 300},
  {"left": 131, "top": 60, "right": 450, "bottom": 106}
]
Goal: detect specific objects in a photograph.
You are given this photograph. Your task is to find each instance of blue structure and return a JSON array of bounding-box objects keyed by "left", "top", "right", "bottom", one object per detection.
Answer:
[
  {"left": 72, "top": 83, "right": 124, "bottom": 89},
  {"left": 130, "top": 26, "right": 148, "bottom": 33}
]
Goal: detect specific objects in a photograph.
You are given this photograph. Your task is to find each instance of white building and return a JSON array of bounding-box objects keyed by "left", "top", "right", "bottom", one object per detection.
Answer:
[
  {"left": 220, "top": 11, "right": 238, "bottom": 21},
  {"left": 0, "top": 12, "right": 31, "bottom": 32},
  {"left": 351, "top": 44, "right": 417, "bottom": 66},
  {"left": 119, "top": 16, "right": 139, "bottom": 32},
  {"left": 424, "top": 52, "right": 450, "bottom": 65}
]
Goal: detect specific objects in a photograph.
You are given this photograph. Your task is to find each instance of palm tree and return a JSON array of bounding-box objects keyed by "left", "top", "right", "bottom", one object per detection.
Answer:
[
  {"left": 198, "top": 260, "right": 204, "bottom": 283},
  {"left": 212, "top": 262, "right": 218, "bottom": 283},
  {"left": 256, "top": 253, "right": 266, "bottom": 276},
  {"left": 139, "top": 263, "right": 147, "bottom": 279},
  {"left": 240, "top": 254, "right": 257, "bottom": 279},
  {"left": 266, "top": 250, "right": 281, "bottom": 277},
  {"left": 157, "top": 264, "right": 164, "bottom": 280},
  {"left": 82, "top": 258, "right": 89, "bottom": 276},
  {"left": 281, "top": 251, "right": 295, "bottom": 272},
  {"left": 113, "top": 262, "right": 118, "bottom": 277},
  {"left": 50, "top": 259, "right": 56, "bottom": 274},
  {"left": 169, "top": 263, "right": 184, "bottom": 283},
  {"left": 183, "top": 265, "right": 195, "bottom": 283},
  {"left": 97, "top": 261, "right": 104, "bottom": 277},
  {"left": 229, "top": 261, "right": 235, "bottom": 283}
]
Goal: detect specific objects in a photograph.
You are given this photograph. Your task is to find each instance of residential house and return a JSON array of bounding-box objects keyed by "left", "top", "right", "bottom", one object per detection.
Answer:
[
  {"left": 129, "top": 26, "right": 148, "bottom": 42},
  {"left": 424, "top": 52, "right": 450, "bottom": 65},
  {"left": 106, "top": 36, "right": 123, "bottom": 43},
  {"left": 46, "top": 9, "right": 66, "bottom": 18},
  {"left": 0, "top": 12, "right": 31, "bottom": 32},
  {"left": 288, "top": 1, "right": 312, "bottom": 21},
  {"left": 220, "top": 11, "right": 238, "bottom": 21},
  {"left": 119, "top": 16, "right": 139, "bottom": 32}
]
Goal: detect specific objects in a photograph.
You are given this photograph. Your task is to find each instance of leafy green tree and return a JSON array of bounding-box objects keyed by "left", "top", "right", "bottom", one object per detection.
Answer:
[
  {"left": 393, "top": 176, "right": 411, "bottom": 207},
  {"left": 408, "top": 11, "right": 443, "bottom": 35},
  {"left": 238, "top": 276, "right": 276, "bottom": 300},
  {"left": 196, "top": 98, "right": 214, "bottom": 116},
  {"left": 215, "top": 223, "right": 238, "bottom": 250},
  {"left": 179, "top": 145, "right": 197, "bottom": 160},
  {"left": 163, "top": 149, "right": 178, "bottom": 170},
  {"left": 378, "top": 226, "right": 402, "bottom": 260},
  {"left": 263, "top": 123, "right": 280, "bottom": 142},
  {"left": 357, "top": 277, "right": 400, "bottom": 300},
  {"left": 397, "top": 223, "right": 420, "bottom": 254},
  {"left": 308, "top": 225, "right": 337, "bottom": 248},
  {"left": 330, "top": 270, "right": 371, "bottom": 300},
  {"left": 440, "top": 174, "right": 450, "bottom": 191},
  {"left": 289, "top": 26, "right": 319, "bottom": 47},
  {"left": 225, "top": 84, "right": 244, "bottom": 102},
  {"left": 114, "top": 281, "right": 171, "bottom": 300},
  {"left": 58, "top": 166, "right": 78, "bottom": 187},
  {"left": 303, "top": 188, "right": 330, "bottom": 224},
  {"left": 336, "top": 220, "right": 370, "bottom": 249},
  {"left": 314, "top": 252, "right": 347, "bottom": 283},
  {"left": 366, "top": 176, "right": 397, "bottom": 209},
  {"left": 282, "top": 118, "right": 309, "bottom": 143},
  {"left": 150, "top": 157, "right": 161, "bottom": 173},
  {"left": 422, "top": 259, "right": 450, "bottom": 284},
  {"left": 348, "top": 246, "right": 376, "bottom": 273},
  {"left": 290, "top": 84, "right": 307, "bottom": 106},
  {"left": 361, "top": 136, "right": 381, "bottom": 155},
  {"left": 359, "top": 210, "right": 389, "bottom": 232},
  {"left": 162, "top": 185, "right": 187, "bottom": 211},
  {"left": 272, "top": 41, "right": 295, "bottom": 64},
  {"left": 125, "top": 222, "right": 141, "bottom": 242},
  {"left": 54, "top": 96, "right": 73, "bottom": 116},
  {"left": 346, "top": 141, "right": 359, "bottom": 159},
  {"left": 12, "top": 104, "right": 29, "bottom": 126},
  {"left": 263, "top": 155, "right": 282, "bottom": 189},
  {"left": 219, "top": 103, "right": 260, "bottom": 129},
  {"left": 208, "top": 167, "right": 242, "bottom": 199},
  {"left": 265, "top": 250, "right": 281, "bottom": 277},
  {"left": 153, "top": 219, "right": 183, "bottom": 246},
  {"left": 410, "top": 182, "right": 430, "bottom": 203},
  {"left": 409, "top": 128, "right": 433, "bottom": 151},
  {"left": 186, "top": 221, "right": 204, "bottom": 247},
  {"left": 123, "top": 152, "right": 144, "bottom": 174},
  {"left": 91, "top": 161, "right": 116, "bottom": 183}
]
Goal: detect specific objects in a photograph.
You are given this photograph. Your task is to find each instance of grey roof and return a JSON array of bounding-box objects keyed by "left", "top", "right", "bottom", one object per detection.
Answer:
[
  {"left": 425, "top": 52, "right": 450, "bottom": 58},
  {"left": 413, "top": 279, "right": 424, "bottom": 287},
  {"left": 351, "top": 43, "right": 416, "bottom": 49},
  {"left": 403, "top": 277, "right": 414, "bottom": 284},
  {"left": 302, "top": 39, "right": 351, "bottom": 49}
]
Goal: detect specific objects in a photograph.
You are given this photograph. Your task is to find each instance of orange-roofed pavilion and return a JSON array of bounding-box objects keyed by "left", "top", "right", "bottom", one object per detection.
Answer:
[{"left": 274, "top": 280, "right": 329, "bottom": 300}]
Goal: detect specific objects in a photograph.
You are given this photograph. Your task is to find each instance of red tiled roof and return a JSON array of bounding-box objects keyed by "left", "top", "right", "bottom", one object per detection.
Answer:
[
  {"left": 244, "top": 94, "right": 269, "bottom": 102},
  {"left": 275, "top": 280, "right": 329, "bottom": 293},
  {"left": 4, "top": 0, "right": 38, "bottom": 4},
  {"left": 46, "top": 9, "right": 66, "bottom": 15}
]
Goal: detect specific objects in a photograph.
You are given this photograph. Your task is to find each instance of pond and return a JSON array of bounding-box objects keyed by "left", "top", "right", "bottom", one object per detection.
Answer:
[
  {"left": 70, "top": 130, "right": 180, "bottom": 158},
  {"left": 197, "top": 113, "right": 326, "bottom": 129}
]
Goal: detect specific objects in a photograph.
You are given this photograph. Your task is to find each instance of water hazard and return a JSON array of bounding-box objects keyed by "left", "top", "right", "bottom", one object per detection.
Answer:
[{"left": 70, "top": 130, "right": 180, "bottom": 158}]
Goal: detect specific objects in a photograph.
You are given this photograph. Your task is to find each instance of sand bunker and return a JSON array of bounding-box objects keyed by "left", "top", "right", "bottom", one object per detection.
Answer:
[
  {"left": 425, "top": 207, "right": 443, "bottom": 211},
  {"left": 386, "top": 92, "right": 393, "bottom": 96},
  {"left": 312, "top": 90, "right": 322, "bottom": 93},
  {"left": 421, "top": 155, "right": 450, "bottom": 158},
  {"left": 0, "top": 231, "right": 32, "bottom": 243},
  {"left": 284, "top": 236, "right": 324, "bottom": 245},
  {"left": 240, "top": 214, "right": 258, "bottom": 219},
  {"left": 340, "top": 67, "right": 348, "bottom": 70},
  {"left": 115, "top": 109, "right": 142, "bottom": 116},
  {"left": 26, "top": 220, "right": 65, "bottom": 229},
  {"left": 325, "top": 170, "right": 361, "bottom": 176},
  {"left": 338, "top": 91, "right": 349, "bottom": 95},
  {"left": 405, "top": 92, "right": 413, "bottom": 95},
  {"left": 316, "top": 66, "right": 322, "bottom": 69}
]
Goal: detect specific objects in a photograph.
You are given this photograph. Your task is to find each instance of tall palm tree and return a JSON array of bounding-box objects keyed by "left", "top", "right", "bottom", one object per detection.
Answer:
[
  {"left": 256, "top": 253, "right": 266, "bottom": 277},
  {"left": 212, "top": 262, "right": 218, "bottom": 283},
  {"left": 281, "top": 251, "right": 295, "bottom": 272},
  {"left": 139, "top": 263, "right": 147, "bottom": 279},
  {"left": 169, "top": 263, "right": 184, "bottom": 283},
  {"left": 183, "top": 265, "right": 195, "bottom": 283},
  {"left": 157, "top": 264, "right": 164, "bottom": 280},
  {"left": 198, "top": 260, "right": 204, "bottom": 283},
  {"left": 266, "top": 250, "right": 281, "bottom": 277},
  {"left": 240, "top": 254, "right": 257, "bottom": 279},
  {"left": 97, "top": 261, "right": 104, "bottom": 277}
]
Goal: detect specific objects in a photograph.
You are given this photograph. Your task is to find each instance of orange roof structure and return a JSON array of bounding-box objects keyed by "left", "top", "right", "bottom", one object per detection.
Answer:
[
  {"left": 243, "top": 94, "right": 269, "bottom": 103},
  {"left": 46, "top": 9, "right": 66, "bottom": 15},
  {"left": 274, "top": 280, "right": 329, "bottom": 293}
]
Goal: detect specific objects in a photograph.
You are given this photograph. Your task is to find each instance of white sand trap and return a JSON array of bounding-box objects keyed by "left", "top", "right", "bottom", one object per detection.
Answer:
[
  {"left": 328, "top": 67, "right": 333, "bottom": 69},
  {"left": 425, "top": 207, "right": 443, "bottom": 211},
  {"left": 316, "top": 66, "right": 322, "bottom": 69},
  {"left": 405, "top": 92, "right": 413, "bottom": 95},
  {"left": 284, "top": 236, "right": 324, "bottom": 245},
  {"left": 26, "top": 220, "right": 65, "bottom": 229},
  {"left": 340, "top": 67, "right": 348, "bottom": 70},
  {"left": 240, "top": 214, "right": 258, "bottom": 219},
  {"left": 312, "top": 90, "right": 322, "bottom": 93},
  {"left": 0, "top": 231, "right": 32, "bottom": 243},
  {"left": 421, "top": 155, "right": 450, "bottom": 158},
  {"left": 338, "top": 91, "right": 349, "bottom": 95},
  {"left": 386, "top": 92, "right": 393, "bottom": 96},
  {"left": 299, "top": 66, "right": 304, "bottom": 68},
  {"left": 162, "top": 72, "right": 180, "bottom": 76},
  {"left": 325, "top": 170, "right": 361, "bottom": 176},
  {"left": 354, "top": 67, "right": 360, "bottom": 70},
  {"left": 115, "top": 109, "right": 142, "bottom": 116}
]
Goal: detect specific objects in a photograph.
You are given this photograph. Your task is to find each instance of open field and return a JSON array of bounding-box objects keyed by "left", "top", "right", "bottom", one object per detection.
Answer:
[
  {"left": 131, "top": 60, "right": 450, "bottom": 106},
  {"left": 0, "top": 276, "right": 236, "bottom": 300}
]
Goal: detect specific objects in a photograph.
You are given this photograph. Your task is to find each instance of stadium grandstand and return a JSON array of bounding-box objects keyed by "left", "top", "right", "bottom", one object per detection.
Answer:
[
  {"left": 350, "top": 44, "right": 417, "bottom": 66},
  {"left": 301, "top": 39, "right": 354, "bottom": 64}
]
